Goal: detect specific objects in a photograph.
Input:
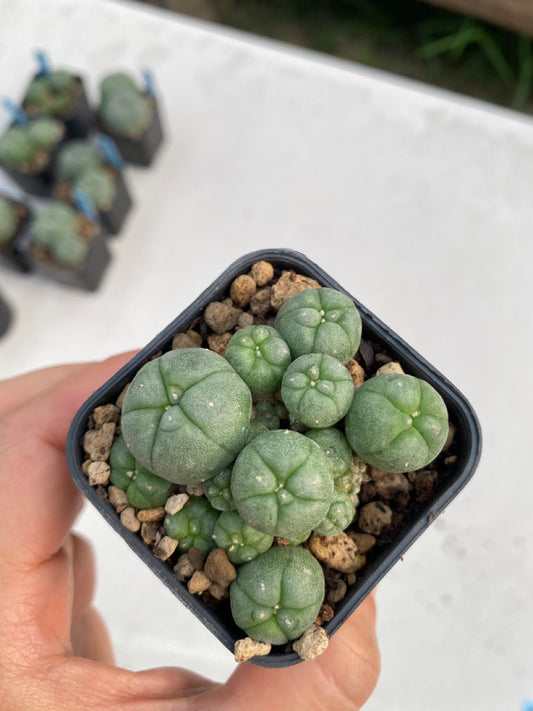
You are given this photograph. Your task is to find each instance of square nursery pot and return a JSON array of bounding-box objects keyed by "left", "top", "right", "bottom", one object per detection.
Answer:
[
  {"left": 17, "top": 216, "right": 111, "bottom": 291},
  {"left": 54, "top": 167, "right": 133, "bottom": 237},
  {"left": 23, "top": 74, "right": 93, "bottom": 140},
  {"left": 66, "top": 248, "right": 482, "bottom": 668},
  {"left": 97, "top": 95, "right": 163, "bottom": 167},
  {"left": 0, "top": 196, "right": 33, "bottom": 272},
  {"left": 0, "top": 288, "right": 13, "bottom": 339}
]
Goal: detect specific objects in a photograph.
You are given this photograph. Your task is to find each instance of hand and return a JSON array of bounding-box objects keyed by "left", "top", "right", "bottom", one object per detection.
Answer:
[{"left": 0, "top": 354, "right": 380, "bottom": 711}]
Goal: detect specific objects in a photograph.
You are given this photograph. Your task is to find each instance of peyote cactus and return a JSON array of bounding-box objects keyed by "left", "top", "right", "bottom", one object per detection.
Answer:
[
  {"left": 213, "top": 510, "right": 273, "bottom": 565},
  {"left": 230, "top": 546, "right": 324, "bottom": 644},
  {"left": 204, "top": 468, "right": 236, "bottom": 512},
  {"left": 100, "top": 72, "right": 139, "bottom": 101},
  {"left": 164, "top": 496, "right": 219, "bottom": 554},
  {"left": 26, "top": 116, "right": 64, "bottom": 149},
  {"left": 30, "top": 202, "right": 88, "bottom": 268},
  {"left": 305, "top": 427, "right": 353, "bottom": 478},
  {"left": 56, "top": 140, "right": 104, "bottom": 182},
  {"left": 0, "top": 126, "right": 34, "bottom": 167},
  {"left": 99, "top": 90, "right": 152, "bottom": 139},
  {"left": 0, "top": 197, "right": 18, "bottom": 247},
  {"left": 0, "top": 118, "right": 63, "bottom": 170},
  {"left": 23, "top": 70, "right": 78, "bottom": 116},
  {"left": 345, "top": 373, "right": 449, "bottom": 473},
  {"left": 74, "top": 168, "right": 116, "bottom": 211}
]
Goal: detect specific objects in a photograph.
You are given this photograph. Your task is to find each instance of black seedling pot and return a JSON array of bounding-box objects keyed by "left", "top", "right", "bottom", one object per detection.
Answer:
[
  {"left": 23, "top": 74, "right": 93, "bottom": 140},
  {"left": 66, "top": 249, "right": 482, "bottom": 668},
  {"left": 0, "top": 196, "right": 33, "bottom": 272},
  {"left": 100, "top": 169, "right": 132, "bottom": 235},
  {"left": 0, "top": 287, "right": 13, "bottom": 339},
  {"left": 98, "top": 95, "right": 163, "bottom": 166}
]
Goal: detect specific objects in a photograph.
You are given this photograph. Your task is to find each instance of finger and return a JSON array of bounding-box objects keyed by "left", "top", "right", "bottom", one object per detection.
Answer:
[
  {"left": 206, "top": 593, "right": 380, "bottom": 711},
  {"left": 0, "top": 352, "right": 136, "bottom": 571},
  {"left": 71, "top": 607, "right": 115, "bottom": 664},
  {"left": 0, "top": 362, "right": 89, "bottom": 417},
  {"left": 71, "top": 534, "right": 97, "bottom": 616}
]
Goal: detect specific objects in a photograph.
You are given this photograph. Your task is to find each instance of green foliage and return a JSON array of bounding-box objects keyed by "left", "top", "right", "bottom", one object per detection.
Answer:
[
  {"left": 164, "top": 496, "right": 219, "bottom": 554},
  {"left": 231, "top": 429, "right": 334, "bottom": 540},
  {"left": 225, "top": 325, "right": 291, "bottom": 395},
  {"left": 275, "top": 287, "right": 362, "bottom": 364},
  {"left": 121, "top": 348, "right": 252, "bottom": 484},
  {"left": 230, "top": 546, "right": 324, "bottom": 644},
  {"left": 0, "top": 198, "right": 18, "bottom": 247},
  {"left": 345, "top": 373, "right": 449, "bottom": 473}
]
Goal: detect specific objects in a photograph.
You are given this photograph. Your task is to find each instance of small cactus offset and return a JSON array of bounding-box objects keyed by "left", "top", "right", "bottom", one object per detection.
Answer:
[
  {"left": 0, "top": 197, "right": 19, "bottom": 247},
  {"left": 99, "top": 72, "right": 152, "bottom": 139},
  {"left": 23, "top": 70, "right": 79, "bottom": 117},
  {"left": 74, "top": 168, "right": 116, "bottom": 211}
]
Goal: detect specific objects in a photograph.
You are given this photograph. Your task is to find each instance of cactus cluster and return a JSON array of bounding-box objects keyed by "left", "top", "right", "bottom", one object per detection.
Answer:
[
  {"left": 0, "top": 118, "right": 63, "bottom": 169},
  {"left": 30, "top": 201, "right": 88, "bottom": 268},
  {"left": 98, "top": 72, "right": 152, "bottom": 139},
  {"left": 56, "top": 140, "right": 117, "bottom": 212},
  {"left": 105, "top": 283, "right": 450, "bottom": 649},
  {"left": 23, "top": 70, "right": 79, "bottom": 117},
  {"left": 0, "top": 197, "right": 19, "bottom": 247}
]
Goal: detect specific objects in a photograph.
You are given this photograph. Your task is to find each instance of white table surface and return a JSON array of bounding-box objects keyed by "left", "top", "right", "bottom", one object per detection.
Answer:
[{"left": 0, "top": 1, "right": 532, "bottom": 709}]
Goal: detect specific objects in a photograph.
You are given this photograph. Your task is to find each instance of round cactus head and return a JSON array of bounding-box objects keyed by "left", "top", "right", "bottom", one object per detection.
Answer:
[
  {"left": 281, "top": 353, "right": 354, "bottom": 429},
  {"left": 27, "top": 117, "right": 64, "bottom": 149},
  {"left": 164, "top": 496, "right": 219, "bottom": 554},
  {"left": 74, "top": 167, "right": 116, "bottom": 211},
  {"left": 100, "top": 90, "right": 152, "bottom": 138},
  {"left": 345, "top": 373, "right": 449, "bottom": 473},
  {"left": 100, "top": 72, "right": 139, "bottom": 101},
  {"left": 0, "top": 126, "right": 35, "bottom": 167},
  {"left": 24, "top": 71, "right": 77, "bottom": 115},
  {"left": 23, "top": 76, "right": 53, "bottom": 111},
  {"left": 230, "top": 545, "right": 325, "bottom": 644},
  {"left": 313, "top": 489, "right": 355, "bottom": 537},
  {"left": 121, "top": 348, "right": 252, "bottom": 484},
  {"left": 231, "top": 429, "right": 334, "bottom": 540},
  {"left": 57, "top": 140, "right": 103, "bottom": 182},
  {"left": 0, "top": 197, "right": 18, "bottom": 247},
  {"left": 47, "top": 70, "right": 76, "bottom": 94},
  {"left": 275, "top": 287, "right": 362, "bottom": 363},
  {"left": 49, "top": 231, "right": 88, "bottom": 268},
  {"left": 213, "top": 510, "right": 273, "bottom": 565},
  {"left": 224, "top": 325, "right": 291, "bottom": 395},
  {"left": 305, "top": 427, "right": 353, "bottom": 478},
  {"left": 31, "top": 202, "right": 78, "bottom": 247}
]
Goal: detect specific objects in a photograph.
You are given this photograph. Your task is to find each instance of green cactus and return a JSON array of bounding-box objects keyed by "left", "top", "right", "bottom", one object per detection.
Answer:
[
  {"left": 252, "top": 399, "right": 288, "bottom": 431},
  {"left": 281, "top": 353, "right": 354, "bottom": 429},
  {"left": 0, "top": 126, "right": 34, "bottom": 167},
  {"left": 31, "top": 202, "right": 78, "bottom": 247},
  {"left": 48, "top": 232, "right": 88, "bottom": 268},
  {"left": 109, "top": 434, "right": 136, "bottom": 490},
  {"left": 212, "top": 510, "right": 273, "bottom": 565},
  {"left": 121, "top": 348, "right": 252, "bottom": 485},
  {"left": 313, "top": 489, "right": 355, "bottom": 537},
  {"left": 100, "top": 72, "right": 139, "bottom": 101},
  {"left": 231, "top": 429, "right": 334, "bottom": 540},
  {"left": 57, "top": 140, "right": 104, "bottom": 182},
  {"left": 74, "top": 167, "right": 116, "bottom": 211},
  {"left": 204, "top": 468, "right": 236, "bottom": 512},
  {"left": 126, "top": 467, "right": 174, "bottom": 509},
  {"left": 345, "top": 373, "right": 449, "bottom": 473},
  {"left": 224, "top": 325, "right": 291, "bottom": 395},
  {"left": 164, "top": 496, "right": 219, "bottom": 554},
  {"left": 23, "top": 71, "right": 77, "bottom": 116},
  {"left": 100, "top": 90, "right": 152, "bottom": 138},
  {"left": 305, "top": 427, "right": 353, "bottom": 478},
  {"left": 27, "top": 117, "right": 64, "bottom": 149},
  {"left": 275, "top": 287, "right": 362, "bottom": 364},
  {"left": 230, "top": 546, "right": 324, "bottom": 644},
  {"left": 0, "top": 198, "right": 19, "bottom": 247}
]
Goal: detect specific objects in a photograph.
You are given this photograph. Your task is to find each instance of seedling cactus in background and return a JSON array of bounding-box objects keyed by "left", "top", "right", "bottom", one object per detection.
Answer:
[
  {"left": 0, "top": 116, "right": 64, "bottom": 170},
  {"left": 23, "top": 51, "right": 80, "bottom": 118},
  {"left": 99, "top": 72, "right": 153, "bottom": 139},
  {"left": 30, "top": 202, "right": 88, "bottom": 268},
  {"left": 0, "top": 197, "right": 18, "bottom": 247}
]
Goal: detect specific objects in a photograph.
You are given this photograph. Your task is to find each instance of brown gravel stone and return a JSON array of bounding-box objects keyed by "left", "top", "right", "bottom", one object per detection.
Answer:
[
  {"left": 230, "top": 274, "right": 257, "bottom": 307},
  {"left": 186, "top": 482, "right": 204, "bottom": 497},
  {"left": 358, "top": 502, "right": 393, "bottom": 535},
  {"left": 318, "top": 603, "right": 334, "bottom": 623},
  {"left": 174, "top": 554, "right": 195, "bottom": 580},
  {"left": 270, "top": 270, "right": 321, "bottom": 310},
  {"left": 82, "top": 460, "right": 91, "bottom": 476},
  {"left": 327, "top": 577, "right": 347, "bottom": 604},
  {"left": 207, "top": 332, "right": 232, "bottom": 356},
  {"left": 250, "top": 260, "right": 274, "bottom": 287},
  {"left": 87, "top": 461, "right": 111, "bottom": 486},
  {"left": 249, "top": 287, "right": 272, "bottom": 317},
  {"left": 165, "top": 493, "right": 189, "bottom": 515},
  {"left": 309, "top": 532, "right": 364, "bottom": 574},
  {"left": 375, "top": 361, "right": 404, "bottom": 376},
  {"left": 137, "top": 507, "right": 166, "bottom": 522},
  {"left": 92, "top": 404, "right": 120, "bottom": 427},
  {"left": 346, "top": 358, "right": 365, "bottom": 389},
  {"left": 141, "top": 521, "right": 160, "bottom": 545},
  {"left": 154, "top": 535, "right": 179, "bottom": 561},
  {"left": 188, "top": 570, "right": 212, "bottom": 595},
  {"left": 120, "top": 506, "right": 140, "bottom": 532},
  {"left": 204, "top": 548, "right": 237, "bottom": 587},
  {"left": 412, "top": 470, "right": 439, "bottom": 502},
  {"left": 108, "top": 485, "right": 129, "bottom": 508},
  {"left": 204, "top": 301, "right": 241, "bottom": 333},
  {"left": 115, "top": 384, "right": 129, "bottom": 409},
  {"left": 208, "top": 582, "right": 229, "bottom": 601},
  {"left": 172, "top": 332, "right": 200, "bottom": 349},
  {"left": 347, "top": 532, "right": 376, "bottom": 554},
  {"left": 83, "top": 422, "right": 115, "bottom": 461},
  {"left": 234, "top": 637, "right": 272, "bottom": 662},
  {"left": 187, "top": 547, "right": 206, "bottom": 570},
  {"left": 237, "top": 312, "right": 254, "bottom": 328},
  {"left": 293, "top": 625, "right": 329, "bottom": 660},
  {"left": 371, "top": 470, "right": 411, "bottom": 499}
]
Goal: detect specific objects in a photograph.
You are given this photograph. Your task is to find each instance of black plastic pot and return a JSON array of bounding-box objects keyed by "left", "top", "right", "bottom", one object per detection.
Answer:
[
  {"left": 0, "top": 288, "right": 13, "bottom": 339},
  {"left": 0, "top": 197, "right": 33, "bottom": 273},
  {"left": 97, "top": 96, "right": 163, "bottom": 166},
  {"left": 23, "top": 74, "right": 93, "bottom": 140},
  {"left": 66, "top": 248, "right": 482, "bottom": 668},
  {"left": 18, "top": 220, "right": 111, "bottom": 291}
]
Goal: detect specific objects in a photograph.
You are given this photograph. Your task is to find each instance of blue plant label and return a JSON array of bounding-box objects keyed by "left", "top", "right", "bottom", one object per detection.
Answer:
[
  {"left": 142, "top": 68, "right": 155, "bottom": 96},
  {"left": 72, "top": 188, "right": 99, "bottom": 223},
  {"left": 34, "top": 49, "right": 51, "bottom": 77},
  {"left": 2, "top": 98, "right": 29, "bottom": 125},
  {"left": 97, "top": 134, "right": 124, "bottom": 170}
]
